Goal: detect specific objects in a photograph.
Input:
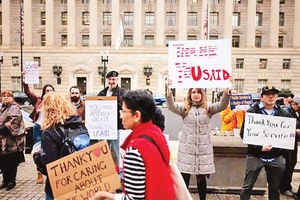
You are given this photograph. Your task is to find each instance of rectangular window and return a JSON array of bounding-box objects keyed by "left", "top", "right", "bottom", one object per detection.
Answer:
[
  {"left": 82, "top": 12, "right": 90, "bottom": 25},
  {"left": 232, "top": 12, "right": 240, "bottom": 26},
  {"left": 82, "top": 0, "right": 89, "bottom": 3},
  {"left": 280, "top": 0, "right": 285, "bottom": 4},
  {"left": 209, "top": 35, "right": 218, "bottom": 40},
  {"left": 61, "top": 35, "right": 67, "bottom": 46},
  {"left": 61, "top": 0, "right": 67, "bottom": 3},
  {"left": 124, "top": 35, "right": 133, "bottom": 47},
  {"left": 232, "top": 36, "right": 240, "bottom": 47},
  {"left": 236, "top": 58, "right": 244, "bottom": 69},
  {"left": 278, "top": 36, "right": 283, "bottom": 48},
  {"left": 255, "top": 12, "right": 262, "bottom": 26},
  {"left": 166, "top": 0, "right": 176, "bottom": 3},
  {"left": 255, "top": 36, "right": 262, "bottom": 48},
  {"left": 145, "top": 35, "right": 154, "bottom": 47},
  {"left": 11, "top": 76, "right": 21, "bottom": 91},
  {"left": 234, "top": 0, "right": 241, "bottom": 4},
  {"left": 0, "top": 34, "right": 2, "bottom": 45},
  {"left": 234, "top": 79, "right": 244, "bottom": 93},
  {"left": 103, "top": 12, "right": 112, "bottom": 25},
  {"left": 103, "top": 35, "right": 111, "bottom": 46},
  {"left": 34, "top": 77, "right": 43, "bottom": 89},
  {"left": 82, "top": 35, "right": 89, "bottom": 46},
  {"left": 211, "top": 0, "right": 219, "bottom": 3},
  {"left": 210, "top": 12, "right": 219, "bottom": 26},
  {"left": 188, "top": 0, "right": 197, "bottom": 4},
  {"left": 41, "top": 12, "right": 46, "bottom": 25},
  {"left": 0, "top": 12, "right": 2, "bottom": 26},
  {"left": 124, "top": 12, "right": 133, "bottom": 26},
  {"left": 281, "top": 80, "right": 290, "bottom": 91},
  {"left": 41, "top": 35, "right": 46, "bottom": 46},
  {"left": 187, "top": 12, "right": 197, "bottom": 26},
  {"left": 41, "top": 0, "right": 46, "bottom": 3},
  {"left": 145, "top": 12, "right": 155, "bottom": 26},
  {"left": 166, "top": 12, "right": 176, "bottom": 26},
  {"left": 282, "top": 59, "right": 291, "bottom": 69},
  {"left": 279, "top": 12, "right": 284, "bottom": 26},
  {"left": 145, "top": 0, "right": 154, "bottom": 4},
  {"left": 188, "top": 35, "right": 197, "bottom": 40},
  {"left": 103, "top": 0, "right": 111, "bottom": 3},
  {"left": 12, "top": 57, "right": 19, "bottom": 67},
  {"left": 124, "top": 0, "right": 134, "bottom": 3},
  {"left": 61, "top": 12, "right": 67, "bottom": 25},
  {"left": 257, "top": 0, "right": 263, "bottom": 3},
  {"left": 33, "top": 57, "right": 41, "bottom": 67},
  {"left": 166, "top": 35, "right": 175, "bottom": 47},
  {"left": 257, "top": 79, "right": 267, "bottom": 93},
  {"left": 259, "top": 59, "right": 267, "bottom": 69}
]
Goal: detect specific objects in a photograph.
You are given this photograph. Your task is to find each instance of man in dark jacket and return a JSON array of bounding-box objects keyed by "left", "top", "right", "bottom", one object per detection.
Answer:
[
  {"left": 69, "top": 86, "right": 85, "bottom": 126},
  {"left": 240, "top": 85, "right": 291, "bottom": 200},
  {"left": 97, "top": 71, "right": 126, "bottom": 165}
]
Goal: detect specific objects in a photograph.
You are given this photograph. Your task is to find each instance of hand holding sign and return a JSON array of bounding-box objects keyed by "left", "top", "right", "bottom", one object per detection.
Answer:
[{"left": 262, "top": 144, "right": 273, "bottom": 152}]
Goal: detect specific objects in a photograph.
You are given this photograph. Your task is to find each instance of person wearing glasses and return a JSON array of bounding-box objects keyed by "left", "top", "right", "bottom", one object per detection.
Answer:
[
  {"left": 91, "top": 90, "right": 174, "bottom": 200},
  {"left": 240, "top": 85, "right": 291, "bottom": 200},
  {"left": 22, "top": 70, "right": 55, "bottom": 184}
]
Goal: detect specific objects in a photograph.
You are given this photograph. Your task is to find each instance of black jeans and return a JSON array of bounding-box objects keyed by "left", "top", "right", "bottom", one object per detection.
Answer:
[
  {"left": 0, "top": 152, "right": 20, "bottom": 185},
  {"left": 240, "top": 155, "right": 285, "bottom": 200}
]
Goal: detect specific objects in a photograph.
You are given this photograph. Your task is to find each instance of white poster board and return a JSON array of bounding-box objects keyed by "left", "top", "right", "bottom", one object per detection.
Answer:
[
  {"left": 24, "top": 62, "right": 39, "bottom": 84},
  {"left": 168, "top": 39, "right": 232, "bottom": 88},
  {"left": 85, "top": 98, "right": 118, "bottom": 140},
  {"left": 243, "top": 113, "right": 296, "bottom": 150}
]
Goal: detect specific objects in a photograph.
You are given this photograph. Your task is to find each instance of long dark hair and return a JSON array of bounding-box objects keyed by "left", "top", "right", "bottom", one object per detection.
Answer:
[{"left": 41, "top": 84, "right": 55, "bottom": 99}]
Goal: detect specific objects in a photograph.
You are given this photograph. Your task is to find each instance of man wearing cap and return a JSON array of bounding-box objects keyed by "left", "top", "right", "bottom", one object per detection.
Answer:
[
  {"left": 240, "top": 85, "right": 291, "bottom": 200},
  {"left": 280, "top": 95, "right": 300, "bottom": 198},
  {"left": 97, "top": 71, "right": 126, "bottom": 165}
]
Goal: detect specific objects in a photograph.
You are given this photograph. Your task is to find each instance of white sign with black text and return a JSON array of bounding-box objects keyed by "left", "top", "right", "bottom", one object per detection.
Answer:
[{"left": 243, "top": 113, "right": 296, "bottom": 150}]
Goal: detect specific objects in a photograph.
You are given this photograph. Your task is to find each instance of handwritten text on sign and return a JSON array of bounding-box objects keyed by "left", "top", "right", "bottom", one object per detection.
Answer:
[
  {"left": 47, "top": 141, "right": 121, "bottom": 200},
  {"left": 24, "top": 62, "right": 39, "bottom": 84},
  {"left": 168, "top": 39, "right": 232, "bottom": 88},
  {"left": 85, "top": 98, "right": 118, "bottom": 140},
  {"left": 243, "top": 113, "right": 296, "bottom": 150}
]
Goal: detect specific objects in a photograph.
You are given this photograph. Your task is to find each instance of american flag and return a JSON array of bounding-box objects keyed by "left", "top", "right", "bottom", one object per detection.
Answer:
[
  {"left": 203, "top": 6, "right": 208, "bottom": 40},
  {"left": 20, "top": 3, "right": 24, "bottom": 45}
]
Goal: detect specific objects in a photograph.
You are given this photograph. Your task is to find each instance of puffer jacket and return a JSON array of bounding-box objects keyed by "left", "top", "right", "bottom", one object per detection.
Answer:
[
  {"left": 0, "top": 101, "right": 25, "bottom": 154},
  {"left": 166, "top": 92, "right": 229, "bottom": 175}
]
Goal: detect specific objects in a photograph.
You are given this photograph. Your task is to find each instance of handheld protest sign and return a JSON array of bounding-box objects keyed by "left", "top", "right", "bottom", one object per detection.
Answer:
[
  {"left": 85, "top": 96, "right": 118, "bottom": 140},
  {"left": 243, "top": 113, "right": 296, "bottom": 150},
  {"left": 46, "top": 141, "right": 121, "bottom": 200}
]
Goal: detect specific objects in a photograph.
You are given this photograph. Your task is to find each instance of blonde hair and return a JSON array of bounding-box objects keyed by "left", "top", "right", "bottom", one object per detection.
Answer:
[
  {"left": 184, "top": 88, "right": 210, "bottom": 117},
  {"left": 41, "top": 92, "right": 76, "bottom": 130}
]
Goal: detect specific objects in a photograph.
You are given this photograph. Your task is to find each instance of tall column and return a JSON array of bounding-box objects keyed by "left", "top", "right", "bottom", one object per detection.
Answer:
[
  {"left": 134, "top": 0, "right": 142, "bottom": 47},
  {"left": 293, "top": 0, "right": 300, "bottom": 48},
  {"left": 156, "top": 0, "right": 164, "bottom": 47},
  {"left": 89, "top": 0, "right": 98, "bottom": 46},
  {"left": 67, "top": 0, "right": 76, "bottom": 46},
  {"left": 270, "top": 0, "right": 279, "bottom": 48},
  {"left": 45, "top": 0, "right": 54, "bottom": 46},
  {"left": 201, "top": 0, "right": 207, "bottom": 40},
  {"left": 2, "top": 0, "right": 11, "bottom": 46},
  {"left": 24, "top": 0, "right": 32, "bottom": 46},
  {"left": 246, "top": 0, "right": 256, "bottom": 47},
  {"left": 224, "top": 0, "right": 233, "bottom": 39},
  {"left": 178, "top": 0, "right": 187, "bottom": 40},
  {"left": 111, "top": 1, "right": 120, "bottom": 48}
]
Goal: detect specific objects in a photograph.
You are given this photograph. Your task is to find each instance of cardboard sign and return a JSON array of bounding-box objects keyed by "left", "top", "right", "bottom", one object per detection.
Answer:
[
  {"left": 230, "top": 94, "right": 253, "bottom": 110},
  {"left": 46, "top": 141, "right": 121, "bottom": 200},
  {"left": 24, "top": 62, "right": 39, "bottom": 84},
  {"left": 168, "top": 39, "right": 232, "bottom": 89},
  {"left": 243, "top": 113, "right": 296, "bottom": 150},
  {"left": 85, "top": 97, "right": 118, "bottom": 140}
]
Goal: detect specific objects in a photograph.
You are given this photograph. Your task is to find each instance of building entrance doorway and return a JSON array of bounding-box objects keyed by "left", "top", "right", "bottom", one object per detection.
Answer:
[
  {"left": 77, "top": 77, "right": 87, "bottom": 95},
  {"left": 121, "top": 78, "right": 131, "bottom": 90}
]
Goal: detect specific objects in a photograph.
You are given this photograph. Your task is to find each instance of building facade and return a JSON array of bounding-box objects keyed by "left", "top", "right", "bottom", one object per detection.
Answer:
[{"left": 0, "top": 0, "right": 299, "bottom": 101}]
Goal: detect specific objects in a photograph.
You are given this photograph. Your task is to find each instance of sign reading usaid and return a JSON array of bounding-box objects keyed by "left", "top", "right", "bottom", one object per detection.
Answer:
[{"left": 243, "top": 113, "right": 296, "bottom": 150}]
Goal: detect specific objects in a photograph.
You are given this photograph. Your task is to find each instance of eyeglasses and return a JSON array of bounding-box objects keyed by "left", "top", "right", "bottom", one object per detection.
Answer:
[{"left": 119, "top": 110, "right": 133, "bottom": 115}]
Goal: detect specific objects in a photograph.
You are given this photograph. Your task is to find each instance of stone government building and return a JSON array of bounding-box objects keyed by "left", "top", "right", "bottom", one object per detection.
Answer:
[{"left": 0, "top": 0, "right": 299, "bottom": 101}]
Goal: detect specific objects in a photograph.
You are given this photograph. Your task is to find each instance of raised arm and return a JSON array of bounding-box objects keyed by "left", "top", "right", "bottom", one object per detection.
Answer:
[{"left": 165, "top": 79, "right": 185, "bottom": 116}]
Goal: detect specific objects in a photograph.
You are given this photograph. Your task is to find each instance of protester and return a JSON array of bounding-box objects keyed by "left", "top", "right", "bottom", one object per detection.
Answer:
[
  {"left": 91, "top": 90, "right": 174, "bottom": 200},
  {"left": 69, "top": 86, "right": 85, "bottom": 126},
  {"left": 280, "top": 95, "right": 300, "bottom": 197},
  {"left": 220, "top": 89, "right": 246, "bottom": 135},
  {"left": 38, "top": 92, "right": 84, "bottom": 200},
  {"left": 165, "top": 79, "right": 230, "bottom": 200},
  {"left": 146, "top": 89, "right": 165, "bottom": 131},
  {"left": 97, "top": 70, "right": 126, "bottom": 165},
  {"left": 0, "top": 90, "right": 26, "bottom": 191},
  {"left": 240, "top": 85, "right": 291, "bottom": 200}
]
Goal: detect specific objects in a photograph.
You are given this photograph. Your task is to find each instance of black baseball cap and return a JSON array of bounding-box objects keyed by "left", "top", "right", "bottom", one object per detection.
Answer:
[{"left": 261, "top": 85, "right": 280, "bottom": 96}]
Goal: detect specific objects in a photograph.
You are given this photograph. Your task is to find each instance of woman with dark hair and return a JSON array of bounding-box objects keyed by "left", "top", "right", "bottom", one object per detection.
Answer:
[
  {"left": 22, "top": 71, "right": 55, "bottom": 183},
  {"left": 0, "top": 90, "right": 25, "bottom": 190},
  {"left": 91, "top": 90, "right": 174, "bottom": 200},
  {"left": 165, "top": 79, "right": 230, "bottom": 200}
]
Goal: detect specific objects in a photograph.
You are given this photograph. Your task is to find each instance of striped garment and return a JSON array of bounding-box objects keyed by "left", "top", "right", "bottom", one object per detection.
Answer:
[{"left": 116, "top": 146, "right": 146, "bottom": 200}]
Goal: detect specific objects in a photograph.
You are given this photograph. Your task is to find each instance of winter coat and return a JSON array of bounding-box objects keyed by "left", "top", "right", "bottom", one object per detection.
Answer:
[
  {"left": 0, "top": 101, "right": 25, "bottom": 154},
  {"left": 153, "top": 107, "right": 165, "bottom": 131},
  {"left": 166, "top": 92, "right": 229, "bottom": 175}
]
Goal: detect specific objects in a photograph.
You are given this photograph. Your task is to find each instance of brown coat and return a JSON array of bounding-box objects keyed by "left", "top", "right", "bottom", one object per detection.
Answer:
[{"left": 75, "top": 100, "right": 85, "bottom": 126}]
